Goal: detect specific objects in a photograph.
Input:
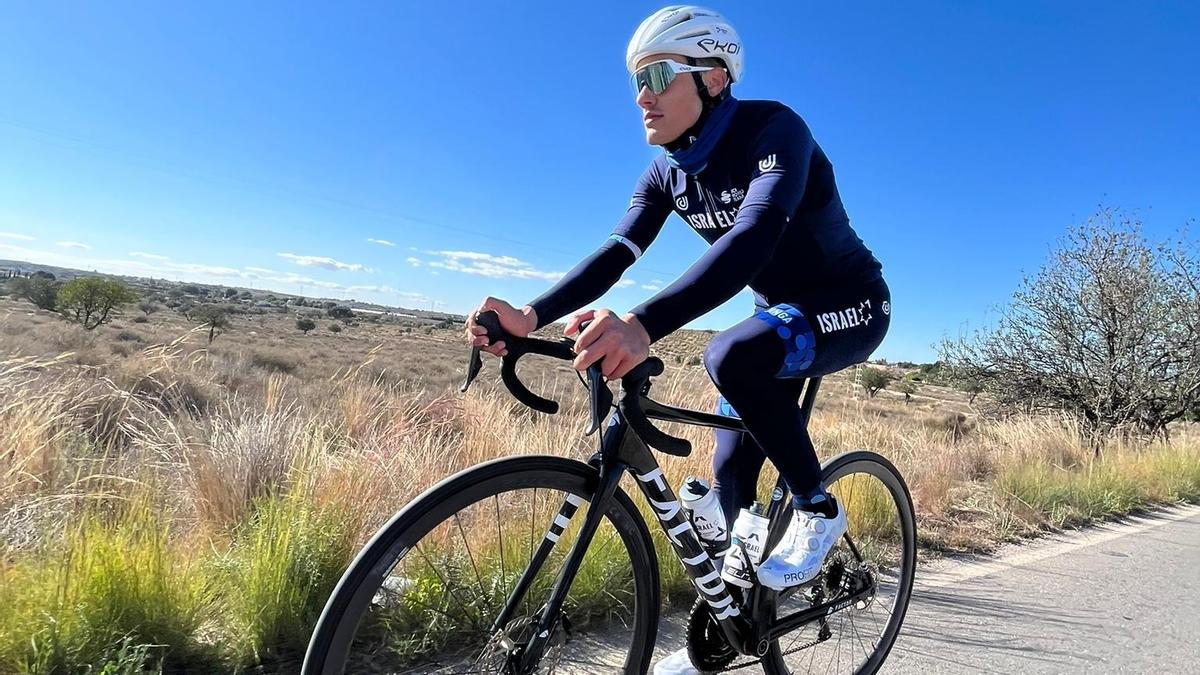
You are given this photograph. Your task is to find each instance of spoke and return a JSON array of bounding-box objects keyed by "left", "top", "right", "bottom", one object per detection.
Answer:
[
  {"left": 415, "top": 542, "right": 486, "bottom": 633},
  {"left": 847, "top": 612, "right": 872, "bottom": 663},
  {"left": 455, "top": 513, "right": 493, "bottom": 609},
  {"left": 495, "top": 494, "right": 506, "bottom": 598},
  {"left": 527, "top": 487, "right": 536, "bottom": 618}
]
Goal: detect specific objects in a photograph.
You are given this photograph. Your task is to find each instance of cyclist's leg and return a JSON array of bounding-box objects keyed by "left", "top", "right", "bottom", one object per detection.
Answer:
[
  {"left": 711, "top": 390, "right": 802, "bottom": 526},
  {"left": 703, "top": 281, "right": 891, "bottom": 509}
]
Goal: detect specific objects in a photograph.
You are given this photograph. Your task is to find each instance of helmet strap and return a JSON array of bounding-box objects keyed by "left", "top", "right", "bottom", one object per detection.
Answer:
[{"left": 665, "top": 58, "right": 730, "bottom": 153}]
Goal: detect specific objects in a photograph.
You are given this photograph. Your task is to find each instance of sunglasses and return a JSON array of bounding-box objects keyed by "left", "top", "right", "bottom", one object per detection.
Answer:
[{"left": 630, "top": 59, "right": 714, "bottom": 96}]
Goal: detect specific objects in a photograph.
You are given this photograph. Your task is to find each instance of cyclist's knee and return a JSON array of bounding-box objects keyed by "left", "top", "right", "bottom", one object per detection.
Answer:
[{"left": 704, "top": 330, "right": 757, "bottom": 393}]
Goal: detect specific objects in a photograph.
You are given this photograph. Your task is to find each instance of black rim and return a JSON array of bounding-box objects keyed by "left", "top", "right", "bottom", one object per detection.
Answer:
[{"left": 762, "top": 452, "right": 917, "bottom": 675}]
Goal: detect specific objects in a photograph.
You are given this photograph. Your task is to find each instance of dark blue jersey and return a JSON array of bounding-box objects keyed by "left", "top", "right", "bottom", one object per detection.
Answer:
[{"left": 530, "top": 100, "right": 883, "bottom": 342}]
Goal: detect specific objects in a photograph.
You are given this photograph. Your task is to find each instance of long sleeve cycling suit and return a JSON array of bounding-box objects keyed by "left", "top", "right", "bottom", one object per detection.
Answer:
[{"left": 528, "top": 100, "right": 890, "bottom": 523}]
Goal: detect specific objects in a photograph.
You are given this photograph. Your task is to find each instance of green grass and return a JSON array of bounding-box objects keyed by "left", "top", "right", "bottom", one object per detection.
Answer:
[
  {"left": 0, "top": 496, "right": 217, "bottom": 674},
  {"left": 997, "top": 445, "right": 1200, "bottom": 528},
  {"left": 213, "top": 487, "right": 358, "bottom": 670}
]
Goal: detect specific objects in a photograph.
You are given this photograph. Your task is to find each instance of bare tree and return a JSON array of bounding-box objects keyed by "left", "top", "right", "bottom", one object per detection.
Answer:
[{"left": 941, "top": 208, "right": 1200, "bottom": 443}]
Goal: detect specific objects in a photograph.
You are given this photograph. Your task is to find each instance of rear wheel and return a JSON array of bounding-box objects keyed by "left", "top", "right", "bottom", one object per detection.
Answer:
[
  {"left": 759, "top": 451, "right": 917, "bottom": 675},
  {"left": 303, "top": 455, "right": 660, "bottom": 674}
]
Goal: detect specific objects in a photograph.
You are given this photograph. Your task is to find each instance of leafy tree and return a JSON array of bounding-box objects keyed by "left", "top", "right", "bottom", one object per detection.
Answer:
[
  {"left": 327, "top": 305, "right": 354, "bottom": 321},
  {"left": 296, "top": 317, "right": 316, "bottom": 334},
  {"left": 180, "top": 284, "right": 203, "bottom": 295},
  {"left": 32, "top": 270, "right": 56, "bottom": 281},
  {"left": 57, "top": 277, "right": 138, "bottom": 329},
  {"left": 860, "top": 368, "right": 893, "bottom": 398},
  {"left": 941, "top": 208, "right": 1200, "bottom": 441},
  {"left": 328, "top": 322, "right": 342, "bottom": 333},
  {"left": 223, "top": 288, "right": 238, "bottom": 299},
  {"left": 9, "top": 276, "right": 61, "bottom": 311},
  {"left": 895, "top": 379, "right": 919, "bottom": 405},
  {"left": 137, "top": 301, "right": 159, "bottom": 316},
  {"left": 193, "top": 304, "right": 231, "bottom": 343}
]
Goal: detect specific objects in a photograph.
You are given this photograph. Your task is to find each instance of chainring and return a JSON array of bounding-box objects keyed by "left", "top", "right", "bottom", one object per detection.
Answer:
[{"left": 686, "top": 598, "right": 739, "bottom": 671}]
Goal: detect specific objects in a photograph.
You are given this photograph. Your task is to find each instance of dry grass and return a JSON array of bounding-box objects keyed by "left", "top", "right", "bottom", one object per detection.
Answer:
[{"left": 0, "top": 297, "right": 1197, "bottom": 671}]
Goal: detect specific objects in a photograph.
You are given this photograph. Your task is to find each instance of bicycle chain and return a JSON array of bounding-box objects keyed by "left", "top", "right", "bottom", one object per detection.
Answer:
[{"left": 716, "top": 630, "right": 830, "bottom": 672}]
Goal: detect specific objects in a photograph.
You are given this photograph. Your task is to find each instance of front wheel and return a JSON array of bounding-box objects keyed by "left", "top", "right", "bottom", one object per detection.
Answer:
[
  {"left": 760, "top": 450, "right": 917, "bottom": 675},
  {"left": 302, "top": 455, "right": 660, "bottom": 674}
]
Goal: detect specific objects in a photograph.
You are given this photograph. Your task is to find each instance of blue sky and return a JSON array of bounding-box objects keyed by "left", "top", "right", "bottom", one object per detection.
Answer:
[{"left": 1, "top": 2, "right": 1197, "bottom": 362}]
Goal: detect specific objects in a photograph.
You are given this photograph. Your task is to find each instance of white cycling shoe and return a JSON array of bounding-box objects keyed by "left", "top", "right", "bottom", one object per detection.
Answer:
[
  {"left": 756, "top": 499, "right": 847, "bottom": 591},
  {"left": 653, "top": 647, "right": 710, "bottom": 675}
]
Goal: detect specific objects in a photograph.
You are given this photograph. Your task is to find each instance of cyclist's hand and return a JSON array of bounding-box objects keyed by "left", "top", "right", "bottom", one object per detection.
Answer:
[
  {"left": 466, "top": 297, "right": 537, "bottom": 357},
  {"left": 568, "top": 309, "right": 650, "bottom": 380}
]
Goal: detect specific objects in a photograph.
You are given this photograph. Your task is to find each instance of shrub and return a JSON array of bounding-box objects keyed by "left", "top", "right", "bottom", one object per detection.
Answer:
[
  {"left": 296, "top": 318, "right": 316, "bottom": 334},
  {"left": 250, "top": 351, "right": 298, "bottom": 375},
  {"left": 860, "top": 367, "right": 893, "bottom": 398},
  {"left": 327, "top": 323, "right": 342, "bottom": 333},
  {"left": 9, "top": 276, "right": 60, "bottom": 311},
  {"left": 131, "top": 315, "right": 149, "bottom": 324},
  {"left": 58, "top": 277, "right": 139, "bottom": 330}
]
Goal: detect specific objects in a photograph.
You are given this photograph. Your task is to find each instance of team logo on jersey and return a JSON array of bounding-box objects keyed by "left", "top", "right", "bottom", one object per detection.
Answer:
[
  {"left": 882, "top": 300, "right": 891, "bottom": 316},
  {"left": 817, "top": 299, "right": 873, "bottom": 334},
  {"left": 719, "top": 187, "right": 745, "bottom": 204},
  {"left": 675, "top": 195, "right": 689, "bottom": 210},
  {"left": 758, "top": 154, "right": 778, "bottom": 172}
]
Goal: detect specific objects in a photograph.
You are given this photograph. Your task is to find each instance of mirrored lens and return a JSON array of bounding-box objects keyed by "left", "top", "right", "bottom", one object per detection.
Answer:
[{"left": 631, "top": 61, "right": 675, "bottom": 96}]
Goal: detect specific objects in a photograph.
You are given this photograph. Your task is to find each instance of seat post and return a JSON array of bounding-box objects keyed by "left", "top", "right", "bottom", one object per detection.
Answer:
[{"left": 797, "top": 376, "right": 822, "bottom": 431}]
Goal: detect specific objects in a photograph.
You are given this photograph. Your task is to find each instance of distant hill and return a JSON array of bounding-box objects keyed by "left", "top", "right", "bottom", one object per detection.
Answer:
[{"left": 0, "top": 258, "right": 461, "bottom": 323}]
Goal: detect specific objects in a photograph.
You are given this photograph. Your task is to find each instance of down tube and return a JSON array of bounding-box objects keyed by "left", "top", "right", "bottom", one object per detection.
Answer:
[{"left": 617, "top": 429, "right": 753, "bottom": 649}]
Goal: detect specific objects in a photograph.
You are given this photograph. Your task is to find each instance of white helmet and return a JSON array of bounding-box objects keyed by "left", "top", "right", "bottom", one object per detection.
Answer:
[{"left": 626, "top": 6, "right": 743, "bottom": 83}]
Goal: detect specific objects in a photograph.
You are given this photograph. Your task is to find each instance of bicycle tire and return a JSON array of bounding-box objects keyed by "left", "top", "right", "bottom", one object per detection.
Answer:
[
  {"left": 302, "top": 454, "right": 660, "bottom": 674},
  {"left": 759, "top": 450, "right": 917, "bottom": 675}
]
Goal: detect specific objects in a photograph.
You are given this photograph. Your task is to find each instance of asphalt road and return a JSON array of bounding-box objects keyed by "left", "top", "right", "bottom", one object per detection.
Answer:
[
  {"left": 885, "top": 505, "right": 1200, "bottom": 674},
  {"left": 638, "top": 505, "right": 1200, "bottom": 674}
]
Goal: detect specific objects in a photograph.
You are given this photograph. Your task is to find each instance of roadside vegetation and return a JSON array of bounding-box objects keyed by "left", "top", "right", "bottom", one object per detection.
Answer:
[{"left": 0, "top": 208, "right": 1197, "bottom": 672}]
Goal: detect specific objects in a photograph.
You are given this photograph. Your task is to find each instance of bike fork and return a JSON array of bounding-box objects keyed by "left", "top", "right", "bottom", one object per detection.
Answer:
[{"left": 508, "top": 457, "right": 625, "bottom": 673}]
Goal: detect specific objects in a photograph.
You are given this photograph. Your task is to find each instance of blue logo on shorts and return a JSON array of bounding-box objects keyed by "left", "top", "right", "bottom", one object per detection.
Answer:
[{"left": 754, "top": 303, "right": 816, "bottom": 377}]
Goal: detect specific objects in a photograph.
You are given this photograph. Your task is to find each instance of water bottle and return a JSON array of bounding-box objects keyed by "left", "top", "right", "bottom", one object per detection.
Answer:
[
  {"left": 721, "top": 502, "right": 770, "bottom": 589},
  {"left": 680, "top": 476, "right": 728, "bottom": 553}
]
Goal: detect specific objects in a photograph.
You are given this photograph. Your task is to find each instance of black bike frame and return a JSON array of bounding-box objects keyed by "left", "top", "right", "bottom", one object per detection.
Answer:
[{"left": 505, "top": 375, "right": 876, "bottom": 670}]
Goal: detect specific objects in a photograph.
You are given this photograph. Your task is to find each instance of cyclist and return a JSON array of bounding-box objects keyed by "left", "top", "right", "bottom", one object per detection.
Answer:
[{"left": 466, "top": 6, "right": 889, "bottom": 672}]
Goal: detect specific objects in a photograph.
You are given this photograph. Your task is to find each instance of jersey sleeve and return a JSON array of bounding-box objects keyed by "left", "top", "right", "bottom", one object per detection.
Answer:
[
  {"left": 527, "top": 162, "right": 671, "bottom": 330},
  {"left": 630, "top": 110, "right": 817, "bottom": 342}
]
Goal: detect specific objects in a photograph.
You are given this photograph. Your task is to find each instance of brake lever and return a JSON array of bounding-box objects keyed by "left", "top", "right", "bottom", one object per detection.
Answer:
[
  {"left": 461, "top": 346, "right": 484, "bottom": 393},
  {"left": 583, "top": 364, "right": 612, "bottom": 435}
]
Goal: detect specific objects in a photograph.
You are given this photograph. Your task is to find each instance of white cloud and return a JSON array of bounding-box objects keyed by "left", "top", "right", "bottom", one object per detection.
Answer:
[
  {"left": 615, "top": 279, "right": 636, "bottom": 288},
  {"left": 419, "top": 249, "right": 563, "bottom": 282},
  {"left": 129, "top": 251, "right": 170, "bottom": 261},
  {"left": 277, "top": 253, "right": 371, "bottom": 272},
  {"left": 57, "top": 241, "right": 91, "bottom": 250},
  {"left": 0, "top": 232, "right": 34, "bottom": 241},
  {"left": 0, "top": 243, "right": 436, "bottom": 307},
  {"left": 641, "top": 284, "right": 661, "bottom": 291},
  {"left": 366, "top": 238, "right": 396, "bottom": 247},
  {"left": 406, "top": 257, "right": 422, "bottom": 267}
]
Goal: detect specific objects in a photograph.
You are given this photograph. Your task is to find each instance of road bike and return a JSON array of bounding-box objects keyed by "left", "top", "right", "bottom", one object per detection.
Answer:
[{"left": 303, "top": 311, "right": 916, "bottom": 674}]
